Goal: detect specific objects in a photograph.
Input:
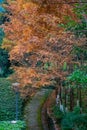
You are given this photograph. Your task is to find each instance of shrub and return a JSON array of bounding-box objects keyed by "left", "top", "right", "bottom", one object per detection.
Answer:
[
  {"left": 61, "top": 107, "right": 87, "bottom": 130},
  {"left": 52, "top": 105, "right": 64, "bottom": 123},
  {"left": 0, "top": 78, "right": 23, "bottom": 120},
  {"left": 0, "top": 120, "right": 26, "bottom": 130}
]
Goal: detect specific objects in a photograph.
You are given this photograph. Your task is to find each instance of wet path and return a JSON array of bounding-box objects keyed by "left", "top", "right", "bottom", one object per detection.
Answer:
[{"left": 24, "top": 88, "right": 52, "bottom": 130}]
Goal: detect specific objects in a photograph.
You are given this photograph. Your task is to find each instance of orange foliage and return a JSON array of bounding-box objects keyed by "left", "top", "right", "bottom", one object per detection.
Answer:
[{"left": 3, "top": 0, "right": 79, "bottom": 96}]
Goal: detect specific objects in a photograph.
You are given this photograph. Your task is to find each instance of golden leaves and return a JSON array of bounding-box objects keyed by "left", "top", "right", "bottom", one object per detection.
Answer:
[
  {"left": 11, "top": 67, "right": 38, "bottom": 87},
  {"left": 3, "top": 0, "right": 79, "bottom": 96},
  {"left": 23, "top": 2, "right": 38, "bottom": 13},
  {"left": 2, "top": 38, "right": 15, "bottom": 51}
]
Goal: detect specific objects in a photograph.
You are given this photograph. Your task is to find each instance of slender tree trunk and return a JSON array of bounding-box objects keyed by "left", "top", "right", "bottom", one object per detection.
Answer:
[
  {"left": 79, "top": 87, "right": 82, "bottom": 108},
  {"left": 77, "top": 87, "right": 79, "bottom": 106},
  {"left": 55, "top": 86, "right": 58, "bottom": 98},
  {"left": 70, "top": 88, "right": 72, "bottom": 111},
  {"left": 60, "top": 85, "right": 62, "bottom": 103},
  {"left": 65, "top": 87, "right": 67, "bottom": 107},
  {"left": 55, "top": 78, "right": 60, "bottom": 98},
  {"left": 60, "top": 82, "right": 63, "bottom": 104},
  {"left": 73, "top": 89, "right": 74, "bottom": 108},
  {"left": 70, "top": 88, "right": 74, "bottom": 111}
]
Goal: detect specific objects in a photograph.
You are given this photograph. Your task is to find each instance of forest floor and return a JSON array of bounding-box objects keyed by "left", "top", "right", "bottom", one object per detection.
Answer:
[{"left": 24, "top": 88, "right": 53, "bottom": 130}]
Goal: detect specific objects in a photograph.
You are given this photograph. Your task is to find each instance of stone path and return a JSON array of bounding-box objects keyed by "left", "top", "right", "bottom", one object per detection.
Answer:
[{"left": 24, "top": 88, "right": 52, "bottom": 130}]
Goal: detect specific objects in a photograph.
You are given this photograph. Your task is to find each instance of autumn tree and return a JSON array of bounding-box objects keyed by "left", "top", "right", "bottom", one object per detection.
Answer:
[{"left": 2, "top": 0, "right": 79, "bottom": 96}]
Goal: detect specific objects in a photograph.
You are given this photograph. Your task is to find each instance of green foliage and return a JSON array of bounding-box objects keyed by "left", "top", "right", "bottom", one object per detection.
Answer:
[
  {"left": 59, "top": 2, "right": 87, "bottom": 37},
  {"left": 72, "top": 45, "right": 87, "bottom": 60},
  {"left": 74, "top": 2, "right": 87, "bottom": 19},
  {"left": 44, "top": 62, "right": 49, "bottom": 70},
  {"left": 73, "top": 106, "right": 81, "bottom": 114},
  {"left": 0, "top": 78, "right": 23, "bottom": 121},
  {"left": 36, "top": 60, "right": 43, "bottom": 67},
  {"left": 81, "top": 65, "right": 87, "bottom": 73},
  {"left": 52, "top": 105, "right": 64, "bottom": 123},
  {"left": 67, "top": 69, "right": 87, "bottom": 88},
  {"left": 0, "top": 120, "right": 26, "bottom": 130},
  {"left": 52, "top": 105, "right": 87, "bottom": 130},
  {"left": 0, "top": 2, "right": 11, "bottom": 77},
  {"left": 0, "top": 48, "right": 12, "bottom": 77},
  {"left": 0, "top": 6, "right": 11, "bottom": 76},
  {"left": 63, "top": 62, "right": 67, "bottom": 71},
  {"left": 0, "top": 28, "right": 4, "bottom": 45},
  {"left": 44, "top": 62, "right": 53, "bottom": 70},
  {"left": 60, "top": 19, "right": 87, "bottom": 37},
  {"left": 61, "top": 109, "right": 87, "bottom": 130}
]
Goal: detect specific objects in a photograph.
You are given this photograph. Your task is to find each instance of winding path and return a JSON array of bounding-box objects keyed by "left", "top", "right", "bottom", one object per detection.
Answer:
[{"left": 24, "top": 88, "right": 52, "bottom": 130}]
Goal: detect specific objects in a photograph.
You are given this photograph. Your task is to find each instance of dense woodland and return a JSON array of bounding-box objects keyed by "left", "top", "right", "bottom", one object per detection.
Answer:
[{"left": 0, "top": 0, "right": 87, "bottom": 130}]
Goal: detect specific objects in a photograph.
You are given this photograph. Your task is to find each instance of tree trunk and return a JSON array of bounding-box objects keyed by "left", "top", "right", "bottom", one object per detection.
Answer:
[
  {"left": 60, "top": 82, "right": 62, "bottom": 104},
  {"left": 65, "top": 87, "right": 67, "bottom": 107},
  {"left": 77, "top": 87, "right": 79, "bottom": 106},
  {"left": 70, "top": 88, "right": 74, "bottom": 111},
  {"left": 79, "top": 87, "right": 82, "bottom": 108}
]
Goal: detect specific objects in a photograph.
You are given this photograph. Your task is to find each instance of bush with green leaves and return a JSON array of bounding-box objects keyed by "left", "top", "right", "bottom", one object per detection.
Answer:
[
  {"left": 67, "top": 69, "right": 87, "bottom": 88},
  {"left": 52, "top": 105, "right": 87, "bottom": 130},
  {"left": 61, "top": 107, "right": 87, "bottom": 130},
  {"left": 0, "top": 120, "right": 26, "bottom": 130},
  {"left": 52, "top": 105, "right": 64, "bottom": 123},
  {"left": 0, "top": 78, "right": 23, "bottom": 121}
]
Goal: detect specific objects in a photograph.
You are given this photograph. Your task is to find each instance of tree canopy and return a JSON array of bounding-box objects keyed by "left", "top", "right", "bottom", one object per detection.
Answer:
[{"left": 2, "top": 0, "right": 87, "bottom": 96}]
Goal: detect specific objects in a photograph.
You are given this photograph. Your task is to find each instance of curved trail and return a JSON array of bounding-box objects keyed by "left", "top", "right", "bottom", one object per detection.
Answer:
[{"left": 24, "top": 88, "right": 52, "bottom": 130}]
